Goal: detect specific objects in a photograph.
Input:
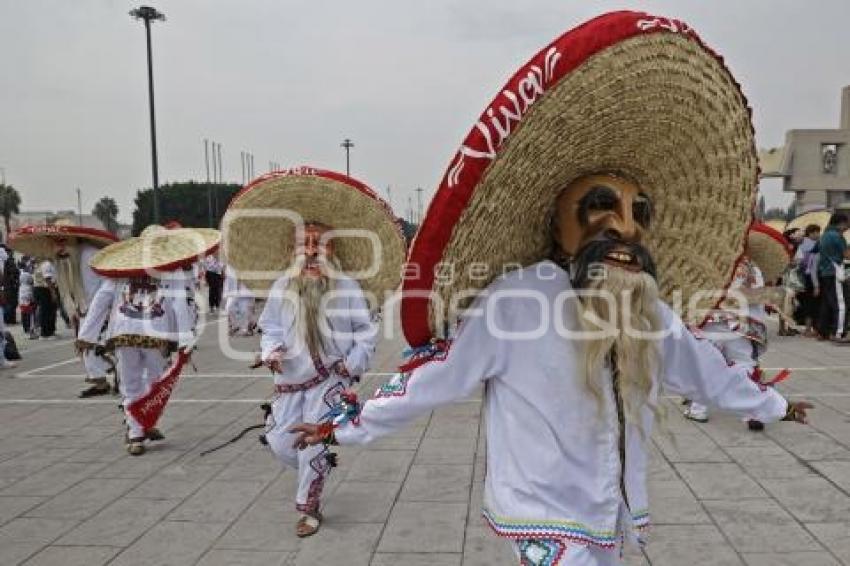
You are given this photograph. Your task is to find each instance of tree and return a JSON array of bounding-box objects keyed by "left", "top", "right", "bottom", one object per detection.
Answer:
[
  {"left": 0, "top": 184, "right": 22, "bottom": 241},
  {"left": 92, "top": 196, "right": 120, "bottom": 235},
  {"left": 131, "top": 181, "right": 242, "bottom": 235}
]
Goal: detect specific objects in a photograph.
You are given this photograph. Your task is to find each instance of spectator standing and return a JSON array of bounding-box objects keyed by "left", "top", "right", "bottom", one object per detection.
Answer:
[
  {"left": 815, "top": 213, "right": 849, "bottom": 342},
  {"left": 204, "top": 254, "right": 224, "bottom": 313}
]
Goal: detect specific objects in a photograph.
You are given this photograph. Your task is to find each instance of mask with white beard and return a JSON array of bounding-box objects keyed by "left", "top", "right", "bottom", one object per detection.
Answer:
[
  {"left": 283, "top": 253, "right": 341, "bottom": 359},
  {"left": 569, "top": 238, "right": 662, "bottom": 427}
]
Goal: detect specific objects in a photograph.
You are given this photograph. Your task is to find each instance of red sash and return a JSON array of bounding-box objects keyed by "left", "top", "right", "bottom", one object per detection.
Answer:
[{"left": 128, "top": 350, "right": 190, "bottom": 432}]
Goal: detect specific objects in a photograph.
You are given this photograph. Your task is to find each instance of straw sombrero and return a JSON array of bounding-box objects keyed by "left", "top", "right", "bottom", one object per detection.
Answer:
[
  {"left": 747, "top": 223, "right": 792, "bottom": 284},
  {"left": 401, "top": 10, "right": 759, "bottom": 346},
  {"left": 89, "top": 226, "right": 220, "bottom": 277},
  {"left": 786, "top": 209, "right": 831, "bottom": 233},
  {"left": 222, "top": 167, "right": 405, "bottom": 308},
  {"left": 764, "top": 219, "right": 787, "bottom": 233},
  {"left": 9, "top": 224, "right": 118, "bottom": 258}
]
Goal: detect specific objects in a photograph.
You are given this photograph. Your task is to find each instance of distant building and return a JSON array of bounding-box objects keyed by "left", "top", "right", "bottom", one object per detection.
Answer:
[
  {"left": 11, "top": 210, "right": 107, "bottom": 232},
  {"left": 760, "top": 85, "right": 850, "bottom": 213}
]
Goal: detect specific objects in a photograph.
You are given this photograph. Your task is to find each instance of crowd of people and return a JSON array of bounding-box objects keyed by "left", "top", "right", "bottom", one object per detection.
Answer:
[{"left": 782, "top": 212, "right": 849, "bottom": 342}]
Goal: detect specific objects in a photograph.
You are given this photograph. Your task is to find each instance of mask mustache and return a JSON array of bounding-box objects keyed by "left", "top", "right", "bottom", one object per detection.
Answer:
[{"left": 571, "top": 237, "right": 657, "bottom": 288}]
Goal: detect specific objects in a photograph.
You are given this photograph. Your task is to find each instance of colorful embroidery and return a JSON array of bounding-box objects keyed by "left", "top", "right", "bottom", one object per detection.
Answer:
[
  {"left": 631, "top": 509, "right": 650, "bottom": 530},
  {"left": 108, "top": 334, "right": 174, "bottom": 351},
  {"left": 483, "top": 508, "right": 618, "bottom": 548},
  {"left": 295, "top": 449, "right": 328, "bottom": 514},
  {"left": 517, "top": 539, "right": 567, "bottom": 566},
  {"left": 375, "top": 372, "right": 412, "bottom": 398}
]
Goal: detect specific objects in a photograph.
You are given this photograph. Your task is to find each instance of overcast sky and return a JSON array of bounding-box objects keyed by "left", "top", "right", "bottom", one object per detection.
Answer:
[{"left": 2, "top": 0, "right": 849, "bottom": 222}]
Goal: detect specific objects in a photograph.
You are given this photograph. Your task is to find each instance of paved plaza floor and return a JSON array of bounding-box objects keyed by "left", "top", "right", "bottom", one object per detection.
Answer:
[{"left": 1, "top": 310, "right": 850, "bottom": 565}]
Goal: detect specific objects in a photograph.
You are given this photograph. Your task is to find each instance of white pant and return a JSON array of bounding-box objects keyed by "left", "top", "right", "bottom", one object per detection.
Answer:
[
  {"left": 226, "top": 297, "right": 255, "bottom": 334},
  {"left": 116, "top": 347, "right": 167, "bottom": 438},
  {"left": 690, "top": 324, "right": 760, "bottom": 418},
  {"left": 265, "top": 375, "right": 350, "bottom": 514},
  {"left": 511, "top": 539, "right": 624, "bottom": 565},
  {"left": 83, "top": 349, "right": 111, "bottom": 380}
]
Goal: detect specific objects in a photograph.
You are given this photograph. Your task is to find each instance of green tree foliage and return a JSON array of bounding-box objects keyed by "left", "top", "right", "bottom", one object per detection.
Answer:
[
  {"left": 131, "top": 181, "right": 242, "bottom": 235},
  {"left": 0, "top": 184, "right": 22, "bottom": 240},
  {"left": 92, "top": 196, "right": 120, "bottom": 234},
  {"left": 398, "top": 218, "right": 418, "bottom": 246}
]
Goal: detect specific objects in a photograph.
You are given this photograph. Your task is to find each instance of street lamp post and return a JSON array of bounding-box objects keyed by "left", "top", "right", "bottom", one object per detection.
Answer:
[
  {"left": 130, "top": 5, "right": 166, "bottom": 224},
  {"left": 341, "top": 138, "right": 354, "bottom": 176}
]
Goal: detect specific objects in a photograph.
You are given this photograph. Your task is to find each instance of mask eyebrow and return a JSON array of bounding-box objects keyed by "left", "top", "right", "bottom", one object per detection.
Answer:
[{"left": 577, "top": 185, "right": 619, "bottom": 226}]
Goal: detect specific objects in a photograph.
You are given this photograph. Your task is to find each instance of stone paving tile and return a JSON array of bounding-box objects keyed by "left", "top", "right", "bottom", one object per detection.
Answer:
[
  {"left": 704, "top": 499, "right": 822, "bottom": 554},
  {"left": 293, "top": 522, "right": 383, "bottom": 565},
  {"left": 377, "top": 501, "right": 467, "bottom": 553},
  {"left": 647, "top": 479, "right": 711, "bottom": 525},
  {"left": 24, "top": 478, "right": 138, "bottom": 521},
  {"left": 56, "top": 496, "right": 181, "bottom": 546},
  {"left": 462, "top": 521, "right": 516, "bottom": 566},
  {"left": 371, "top": 552, "right": 462, "bottom": 566},
  {"left": 0, "top": 462, "right": 106, "bottom": 497},
  {"left": 398, "top": 464, "right": 472, "bottom": 502},
  {"left": 125, "top": 462, "right": 224, "bottom": 499},
  {"left": 322, "top": 480, "right": 401, "bottom": 523},
  {"left": 725, "top": 444, "right": 817, "bottom": 480},
  {"left": 760, "top": 476, "right": 850, "bottom": 523},
  {"left": 741, "top": 552, "right": 842, "bottom": 566},
  {"left": 196, "top": 549, "right": 294, "bottom": 566},
  {"left": 653, "top": 431, "right": 731, "bottom": 463},
  {"left": 167, "top": 479, "right": 268, "bottom": 523},
  {"left": 675, "top": 462, "right": 768, "bottom": 500},
  {"left": 0, "top": 449, "right": 80, "bottom": 479},
  {"left": 807, "top": 522, "right": 850, "bottom": 564},
  {"left": 644, "top": 525, "right": 745, "bottom": 566},
  {"left": 811, "top": 460, "right": 850, "bottom": 492},
  {"left": 20, "top": 545, "right": 121, "bottom": 566},
  {"left": 0, "top": 496, "right": 46, "bottom": 526},
  {"left": 108, "top": 520, "right": 229, "bottom": 566},
  {"left": 345, "top": 449, "right": 415, "bottom": 483},
  {"left": 214, "top": 514, "right": 302, "bottom": 552},
  {"left": 414, "top": 434, "right": 477, "bottom": 465},
  {"left": 0, "top": 517, "right": 79, "bottom": 566}
]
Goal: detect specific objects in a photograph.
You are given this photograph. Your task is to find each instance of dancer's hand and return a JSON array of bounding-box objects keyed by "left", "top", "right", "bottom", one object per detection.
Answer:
[
  {"left": 783, "top": 401, "right": 814, "bottom": 424},
  {"left": 289, "top": 422, "right": 332, "bottom": 449}
]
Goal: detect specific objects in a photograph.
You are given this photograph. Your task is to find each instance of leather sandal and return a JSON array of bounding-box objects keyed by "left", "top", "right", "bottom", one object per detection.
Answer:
[
  {"left": 295, "top": 512, "right": 322, "bottom": 537},
  {"left": 127, "top": 438, "right": 146, "bottom": 456}
]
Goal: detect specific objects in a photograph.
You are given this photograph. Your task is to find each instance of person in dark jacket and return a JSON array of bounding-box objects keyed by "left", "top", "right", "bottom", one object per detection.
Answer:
[{"left": 815, "top": 213, "right": 850, "bottom": 341}]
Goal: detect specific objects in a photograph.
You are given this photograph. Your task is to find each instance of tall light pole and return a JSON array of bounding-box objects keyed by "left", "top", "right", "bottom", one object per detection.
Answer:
[
  {"left": 76, "top": 188, "right": 83, "bottom": 226},
  {"left": 204, "top": 139, "right": 212, "bottom": 227},
  {"left": 341, "top": 138, "right": 354, "bottom": 176},
  {"left": 130, "top": 5, "right": 166, "bottom": 224},
  {"left": 415, "top": 187, "right": 424, "bottom": 223}
]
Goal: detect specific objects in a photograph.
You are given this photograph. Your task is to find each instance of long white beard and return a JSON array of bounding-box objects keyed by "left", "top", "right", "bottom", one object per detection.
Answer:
[
  {"left": 577, "top": 265, "right": 662, "bottom": 426},
  {"left": 283, "top": 254, "right": 342, "bottom": 358}
]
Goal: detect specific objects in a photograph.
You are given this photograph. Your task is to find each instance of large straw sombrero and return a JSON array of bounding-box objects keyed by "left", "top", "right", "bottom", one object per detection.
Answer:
[
  {"left": 222, "top": 167, "right": 405, "bottom": 307},
  {"left": 9, "top": 224, "right": 118, "bottom": 258},
  {"left": 401, "top": 11, "right": 759, "bottom": 346},
  {"left": 747, "top": 223, "right": 792, "bottom": 284},
  {"left": 786, "top": 209, "right": 831, "bottom": 233},
  {"left": 89, "top": 226, "right": 220, "bottom": 277}
]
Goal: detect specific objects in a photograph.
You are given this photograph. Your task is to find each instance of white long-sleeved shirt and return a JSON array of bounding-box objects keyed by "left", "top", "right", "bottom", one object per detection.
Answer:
[
  {"left": 258, "top": 274, "right": 377, "bottom": 385},
  {"left": 77, "top": 271, "right": 196, "bottom": 348},
  {"left": 335, "top": 261, "right": 787, "bottom": 547}
]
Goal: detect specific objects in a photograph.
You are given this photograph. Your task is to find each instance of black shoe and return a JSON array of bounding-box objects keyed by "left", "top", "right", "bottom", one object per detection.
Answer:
[
  {"left": 145, "top": 428, "right": 165, "bottom": 441},
  {"left": 747, "top": 420, "right": 765, "bottom": 431},
  {"left": 79, "top": 383, "right": 111, "bottom": 398}
]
